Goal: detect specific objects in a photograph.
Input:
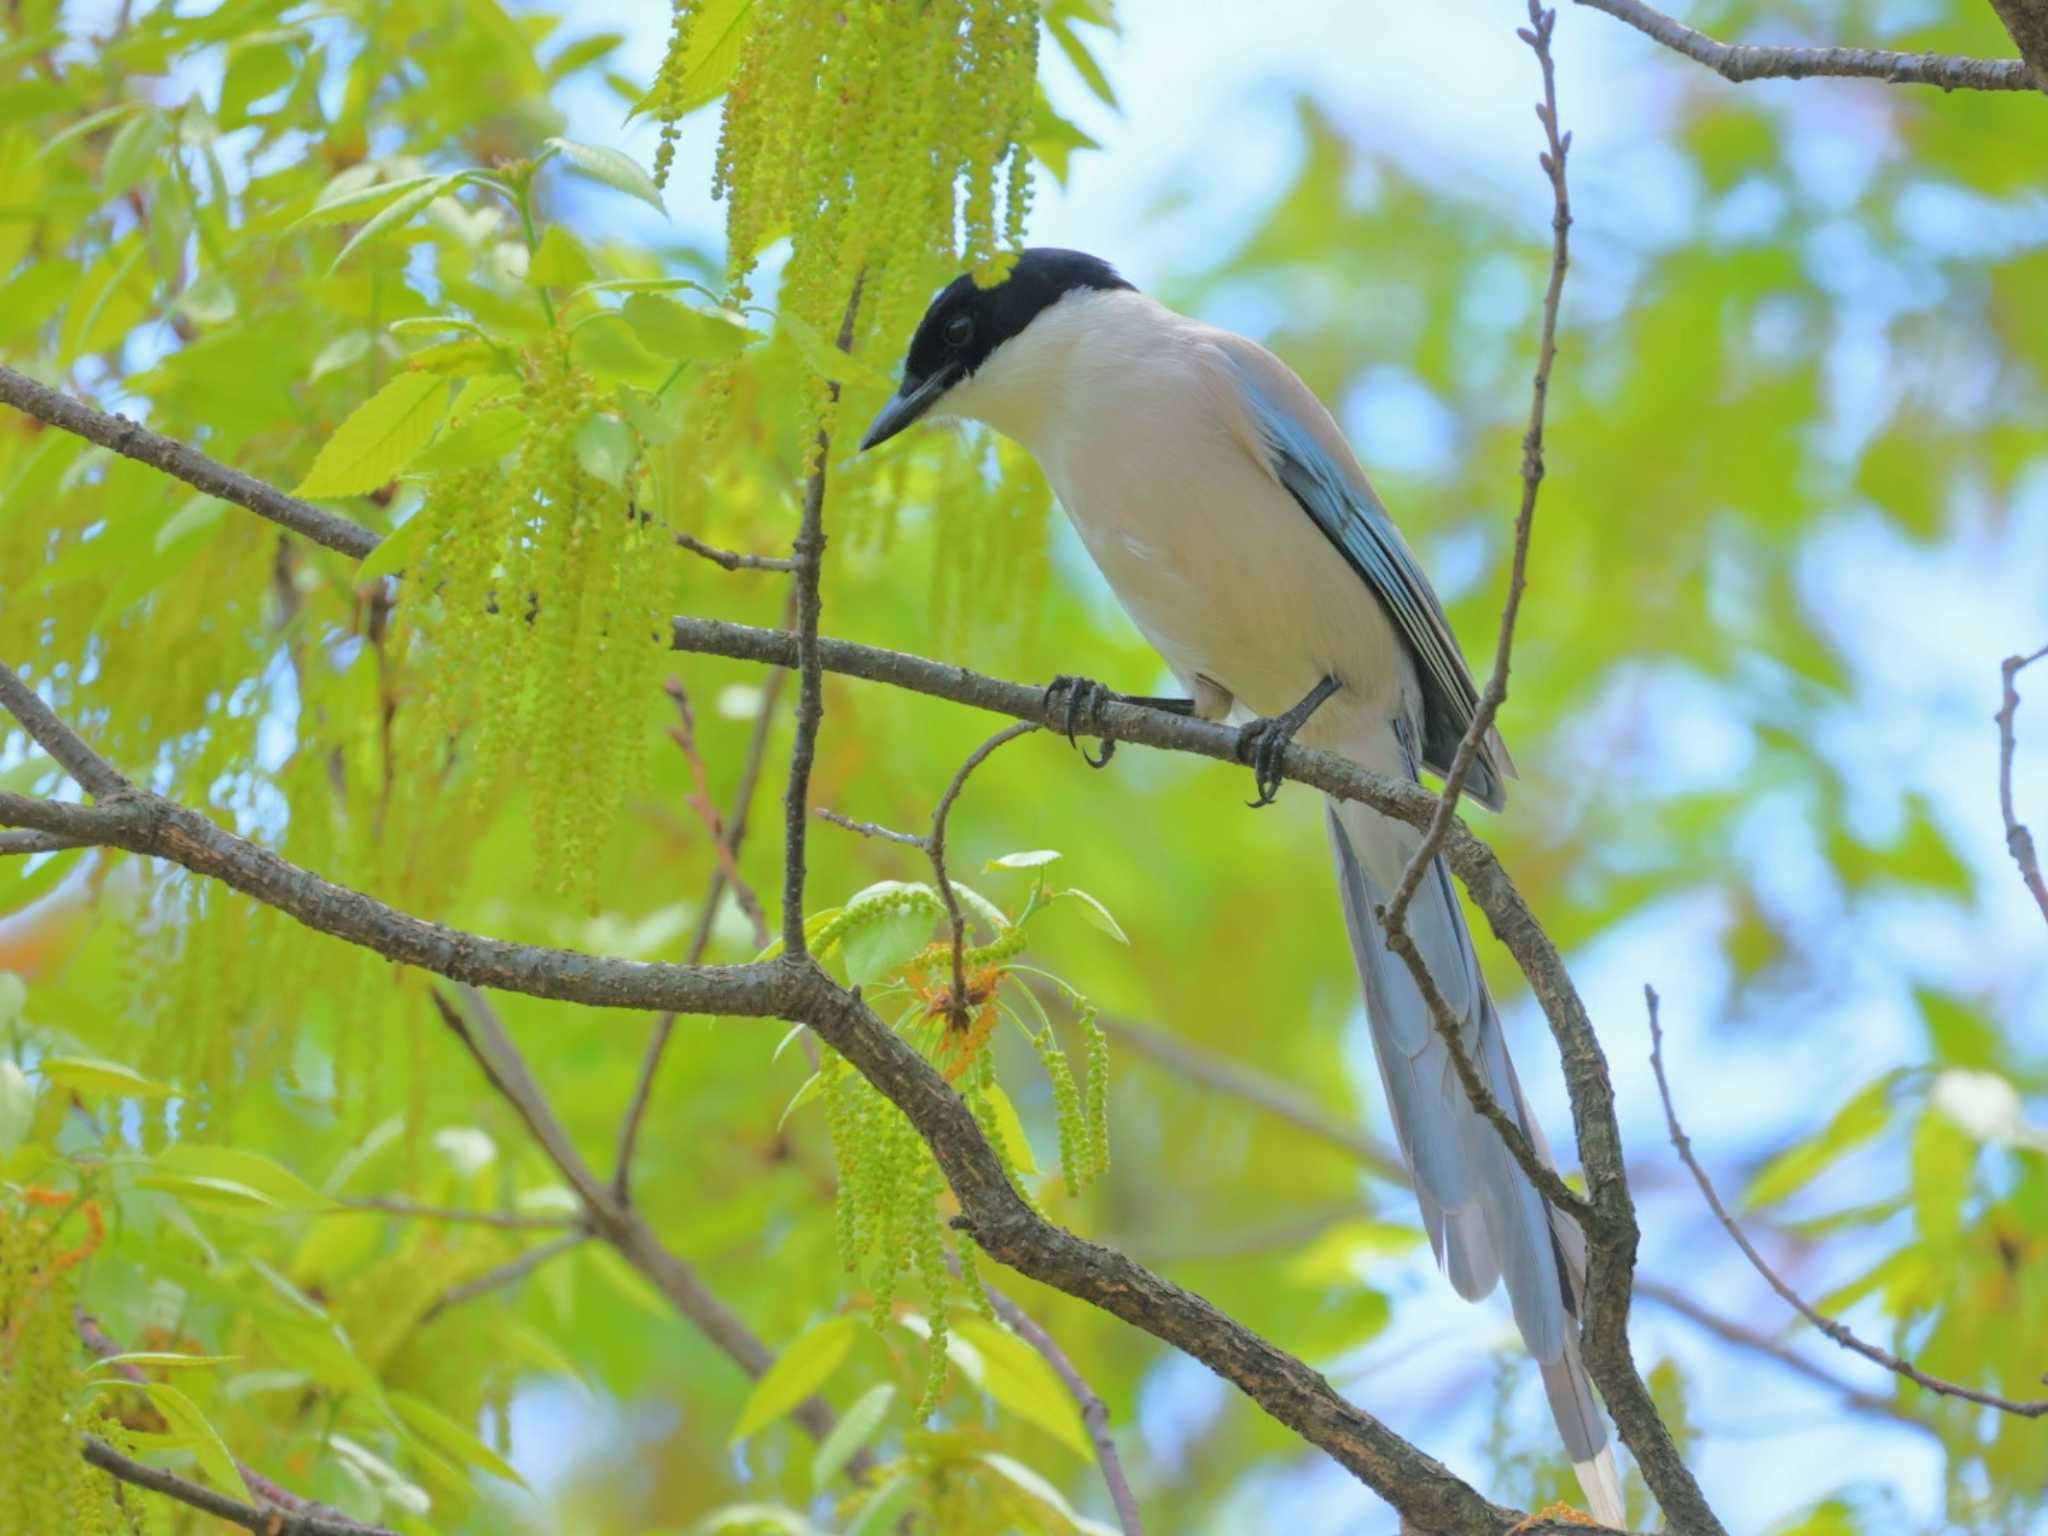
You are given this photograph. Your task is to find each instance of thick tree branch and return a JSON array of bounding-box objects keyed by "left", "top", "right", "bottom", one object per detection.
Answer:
[
  {"left": 0, "top": 365, "right": 381, "bottom": 559},
  {"left": 1996, "top": 644, "right": 2048, "bottom": 926},
  {"left": 1646, "top": 985, "right": 2048, "bottom": 1418},
  {"left": 81, "top": 1437, "right": 396, "bottom": 1536},
  {"left": 1987, "top": 0, "right": 2048, "bottom": 87},
  {"left": 1575, "top": 0, "right": 2039, "bottom": 91}
]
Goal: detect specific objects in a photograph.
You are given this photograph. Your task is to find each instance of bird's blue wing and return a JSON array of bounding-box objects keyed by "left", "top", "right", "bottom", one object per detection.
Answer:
[{"left": 1229, "top": 359, "right": 1508, "bottom": 808}]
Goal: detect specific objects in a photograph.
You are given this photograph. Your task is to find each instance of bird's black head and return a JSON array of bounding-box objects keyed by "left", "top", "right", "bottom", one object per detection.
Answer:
[{"left": 859, "top": 248, "right": 1135, "bottom": 451}]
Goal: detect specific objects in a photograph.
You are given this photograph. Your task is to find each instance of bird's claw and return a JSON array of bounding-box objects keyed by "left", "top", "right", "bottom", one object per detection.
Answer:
[
  {"left": 1043, "top": 675, "right": 1117, "bottom": 768},
  {"left": 1236, "top": 718, "right": 1290, "bottom": 808}
]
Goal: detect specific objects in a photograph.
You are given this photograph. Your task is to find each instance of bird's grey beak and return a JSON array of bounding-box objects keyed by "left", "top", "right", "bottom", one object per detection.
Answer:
[{"left": 859, "top": 370, "right": 952, "bottom": 452}]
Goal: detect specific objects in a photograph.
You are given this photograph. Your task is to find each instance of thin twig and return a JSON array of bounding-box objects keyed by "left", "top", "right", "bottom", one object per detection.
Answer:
[
  {"left": 81, "top": 1438, "right": 395, "bottom": 1536},
  {"left": 424, "top": 985, "right": 860, "bottom": 1463},
  {"left": 666, "top": 678, "right": 769, "bottom": 946},
  {"left": 816, "top": 806, "right": 928, "bottom": 847},
  {"left": 0, "top": 365, "right": 381, "bottom": 559},
  {"left": 675, "top": 530, "right": 798, "bottom": 572},
  {"left": 616, "top": 599, "right": 798, "bottom": 1199},
  {"left": 1633, "top": 1280, "right": 1935, "bottom": 1436},
  {"left": 1378, "top": 0, "right": 1588, "bottom": 1225},
  {"left": 980, "top": 1279, "right": 1146, "bottom": 1535},
  {"left": 1645, "top": 985, "right": 2048, "bottom": 1418},
  {"left": 420, "top": 1231, "right": 589, "bottom": 1323},
  {"left": 928, "top": 723, "right": 1038, "bottom": 1027},
  {"left": 337, "top": 1196, "right": 581, "bottom": 1230},
  {"left": 1080, "top": 1001, "right": 1409, "bottom": 1185},
  {"left": 780, "top": 281, "right": 865, "bottom": 957},
  {"left": 1996, "top": 645, "right": 2048, "bottom": 927},
  {"left": 1573, "top": 0, "right": 2038, "bottom": 91}
]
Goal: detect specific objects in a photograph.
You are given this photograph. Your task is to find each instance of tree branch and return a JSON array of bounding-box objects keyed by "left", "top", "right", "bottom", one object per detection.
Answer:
[
  {"left": 1987, "top": 0, "right": 2048, "bottom": 89},
  {"left": 0, "top": 828, "right": 91, "bottom": 855},
  {"left": 425, "top": 985, "right": 858, "bottom": 1457},
  {"left": 675, "top": 530, "right": 798, "bottom": 573},
  {"left": 1574, "top": 0, "right": 2039, "bottom": 91},
  {"left": 81, "top": 1437, "right": 396, "bottom": 1536},
  {"left": 337, "top": 1196, "right": 581, "bottom": 1230},
  {"left": 0, "top": 364, "right": 381, "bottom": 560},
  {"left": 779, "top": 282, "right": 864, "bottom": 957},
  {"left": 1379, "top": 0, "right": 1584, "bottom": 1228},
  {"left": 420, "top": 1231, "right": 589, "bottom": 1324},
  {"left": 1645, "top": 985, "right": 2048, "bottom": 1418},
  {"left": 0, "top": 664, "right": 131, "bottom": 800},
  {"left": 979, "top": 1279, "right": 1146, "bottom": 1536},
  {"left": 928, "top": 723, "right": 1038, "bottom": 1025},
  {"left": 1996, "top": 644, "right": 2048, "bottom": 927}
]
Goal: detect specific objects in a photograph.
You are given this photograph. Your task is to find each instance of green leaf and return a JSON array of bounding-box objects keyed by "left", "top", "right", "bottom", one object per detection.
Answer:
[
  {"left": 777, "top": 309, "right": 895, "bottom": 395},
  {"left": 843, "top": 1473, "right": 915, "bottom": 1536},
  {"left": 777, "top": 1069, "right": 823, "bottom": 1132},
  {"left": 629, "top": 0, "right": 758, "bottom": 120},
  {"left": 989, "top": 849, "right": 1062, "bottom": 871},
  {"left": 975, "top": 1451, "right": 1119, "bottom": 1535},
  {"left": 152, "top": 494, "right": 224, "bottom": 553},
  {"left": 294, "top": 371, "right": 448, "bottom": 498},
  {"left": 544, "top": 136, "right": 663, "bottom": 214},
  {"left": 1743, "top": 1074, "right": 1895, "bottom": 1210},
  {"left": 619, "top": 292, "right": 754, "bottom": 362},
  {"left": 730, "top": 1315, "right": 858, "bottom": 1442},
  {"left": 980, "top": 1081, "right": 1038, "bottom": 1176},
  {"left": 40, "top": 1055, "right": 174, "bottom": 1100},
  {"left": 90, "top": 1351, "right": 240, "bottom": 1372},
  {"left": 354, "top": 507, "right": 431, "bottom": 586},
  {"left": 310, "top": 332, "right": 372, "bottom": 381},
  {"left": 1046, "top": 15, "right": 1117, "bottom": 109},
  {"left": 955, "top": 1319, "right": 1088, "bottom": 1457},
  {"left": 0, "top": 1060, "right": 35, "bottom": 1153},
  {"left": 151, "top": 1144, "right": 334, "bottom": 1212},
  {"left": 573, "top": 412, "right": 638, "bottom": 489},
  {"left": 809, "top": 1381, "right": 892, "bottom": 1490},
  {"left": 390, "top": 1390, "right": 528, "bottom": 1488},
  {"left": 299, "top": 168, "right": 444, "bottom": 226},
  {"left": 1910, "top": 1109, "right": 1974, "bottom": 1247},
  {"left": 1052, "top": 888, "right": 1128, "bottom": 944},
  {"left": 103, "top": 109, "right": 169, "bottom": 199},
  {"left": 840, "top": 904, "right": 937, "bottom": 987},
  {"left": 950, "top": 882, "right": 1011, "bottom": 934},
  {"left": 327, "top": 172, "right": 460, "bottom": 272},
  {"left": 142, "top": 1383, "right": 252, "bottom": 1503},
  {"left": 528, "top": 223, "right": 597, "bottom": 287}
]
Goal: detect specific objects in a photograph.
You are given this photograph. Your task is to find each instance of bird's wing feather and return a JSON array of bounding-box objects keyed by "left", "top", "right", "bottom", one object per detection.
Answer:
[{"left": 1210, "top": 334, "right": 1514, "bottom": 808}]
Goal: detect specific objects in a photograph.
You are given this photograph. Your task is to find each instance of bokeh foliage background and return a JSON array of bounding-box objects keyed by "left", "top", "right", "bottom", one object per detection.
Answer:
[{"left": 1, "top": 1, "right": 2044, "bottom": 1533}]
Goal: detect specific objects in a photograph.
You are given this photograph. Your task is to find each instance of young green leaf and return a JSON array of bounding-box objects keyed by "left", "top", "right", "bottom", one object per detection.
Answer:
[
  {"left": 102, "top": 109, "right": 169, "bottom": 199},
  {"left": 955, "top": 1319, "right": 1088, "bottom": 1457},
  {"left": 989, "top": 849, "right": 1062, "bottom": 871},
  {"left": 327, "top": 172, "right": 460, "bottom": 272},
  {"left": 151, "top": 1144, "right": 335, "bottom": 1212},
  {"left": 975, "top": 1451, "right": 1120, "bottom": 1535},
  {"left": 544, "top": 136, "right": 664, "bottom": 214},
  {"left": 620, "top": 291, "right": 754, "bottom": 362},
  {"left": 40, "top": 1055, "right": 174, "bottom": 1100},
  {"left": 573, "top": 412, "right": 638, "bottom": 489},
  {"left": 390, "top": 1390, "right": 528, "bottom": 1488},
  {"left": 294, "top": 371, "right": 448, "bottom": 499},
  {"left": 809, "top": 1381, "right": 893, "bottom": 1490},
  {"left": 0, "top": 1060, "right": 34, "bottom": 1152},
  {"left": 1053, "top": 888, "right": 1128, "bottom": 944},
  {"left": 980, "top": 1082, "right": 1039, "bottom": 1176},
  {"left": 141, "top": 1383, "right": 253, "bottom": 1503},
  {"left": 354, "top": 506, "right": 434, "bottom": 586},
  {"left": 730, "top": 1315, "right": 858, "bottom": 1442}
]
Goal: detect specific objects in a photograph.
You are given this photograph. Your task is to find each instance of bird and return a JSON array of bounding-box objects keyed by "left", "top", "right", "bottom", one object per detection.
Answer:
[{"left": 860, "top": 247, "right": 1624, "bottom": 1526}]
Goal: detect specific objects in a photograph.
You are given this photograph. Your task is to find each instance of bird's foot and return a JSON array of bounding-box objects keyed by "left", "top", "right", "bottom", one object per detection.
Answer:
[
  {"left": 1235, "top": 675, "right": 1342, "bottom": 808},
  {"left": 1043, "top": 675, "right": 1119, "bottom": 767},
  {"left": 1042, "top": 677, "right": 1196, "bottom": 768}
]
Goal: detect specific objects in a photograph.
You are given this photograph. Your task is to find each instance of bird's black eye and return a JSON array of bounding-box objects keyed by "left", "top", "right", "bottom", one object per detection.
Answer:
[{"left": 943, "top": 313, "right": 974, "bottom": 349}]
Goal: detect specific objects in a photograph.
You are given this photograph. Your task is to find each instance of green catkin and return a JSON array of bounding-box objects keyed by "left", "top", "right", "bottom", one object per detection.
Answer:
[
  {"left": 956, "top": 1229, "right": 998, "bottom": 1324},
  {"left": 1035, "top": 1026, "right": 1086, "bottom": 1197},
  {"left": 1081, "top": 1007, "right": 1110, "bottom": 1180},
  {"left": 911, "top": 1156, "right": 950, "bottom": 1419},
  {"left": 826, "top": 1064, "right": 864, "bottom": 1271},
  {"left": 649, "top": 0, "right": 705, "bottom": 191}
]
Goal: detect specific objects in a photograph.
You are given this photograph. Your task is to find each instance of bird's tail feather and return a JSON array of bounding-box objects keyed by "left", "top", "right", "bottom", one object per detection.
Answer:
[{"left": 1325, "top": 785, "right": 1623, "bottom": 1528}]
